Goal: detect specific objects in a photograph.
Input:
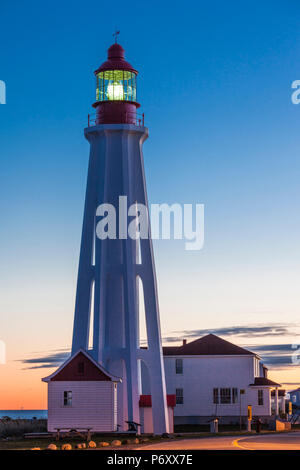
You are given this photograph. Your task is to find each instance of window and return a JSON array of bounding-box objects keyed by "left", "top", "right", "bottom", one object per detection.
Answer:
[
  {"left": 176, "top": 388, "right": 184, "bottom": 405},
  {"left": 292, "top": 395, "right": 297, "bottom": 403},
  {"left": 254, "top": 358, "right": 260, "bottom": 377},
  {"left": 213, "top": 388, "right": 239, "bottom": 404},
  {"left": 175, "top": 359, "right": 183, "bottom": 374},
  {"left": 63, "top": 391, "right": 72, "bottom": 407},
  {"left": 232, "top": 388, "right": 238, "bottom": 404},
  {"left": 258, "top": 390, "right": 264, "bottom": 406},
  {"left": 213, "top": 388, "right": 219, "bottom": 404},
  {"left": 220, "top": 388, "right": 231, "bottom": 404},
  {"left": 77, "top": 361, "right": 85, "bottom": 375}
]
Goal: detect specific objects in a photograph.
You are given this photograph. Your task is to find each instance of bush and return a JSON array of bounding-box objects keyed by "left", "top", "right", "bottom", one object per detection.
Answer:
[{"left": 0, "top": 419, "right": 47, "bottom": 438}]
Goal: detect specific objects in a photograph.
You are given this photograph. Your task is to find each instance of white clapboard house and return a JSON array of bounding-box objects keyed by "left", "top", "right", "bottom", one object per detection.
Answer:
[
  {"left": 160, "top": 334, "right": 282, "bottom": 425},
  {"left": 43, "top": 334, "right": 282, "bottom": 432},
  {"left": 42, "top": 349, "right": 121, "bottom": 432}
]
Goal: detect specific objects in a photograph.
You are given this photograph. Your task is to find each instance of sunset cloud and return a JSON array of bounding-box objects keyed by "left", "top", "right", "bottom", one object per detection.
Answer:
[{"left": 19, "top": 323, "right": 300, "bottom": 370}]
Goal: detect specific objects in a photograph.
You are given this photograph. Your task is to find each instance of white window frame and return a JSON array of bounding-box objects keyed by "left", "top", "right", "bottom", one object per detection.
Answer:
[
  {"left": 258, "top": 389, "right": 264, "bottom": 406},
  {"left": 175, "top": 358, "right": 183, "bottom": 375},
  {"left": 63, "top": 390, "right": 72, "bottom": 407},
  {"left": 176, "top": 388, "right": 184, "bottom": 405}
]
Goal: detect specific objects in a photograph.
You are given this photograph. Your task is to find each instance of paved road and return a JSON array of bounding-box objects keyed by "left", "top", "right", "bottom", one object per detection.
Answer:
[{"left": 140, "top": 432, "right": 300, "bottom": 450}]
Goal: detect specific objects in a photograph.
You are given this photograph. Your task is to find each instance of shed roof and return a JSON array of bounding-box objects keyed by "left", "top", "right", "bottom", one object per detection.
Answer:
[{"left": 42, "top": 349, "right": 121, "bottom": 383}]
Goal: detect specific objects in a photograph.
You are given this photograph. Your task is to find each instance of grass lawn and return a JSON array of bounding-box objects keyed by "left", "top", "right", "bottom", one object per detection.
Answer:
[
  {"left": 1, "top": 418, "right": 299, "bottom": 450},
  {"left": 0, "top": 429, "right": 298, "bottom": 450}
]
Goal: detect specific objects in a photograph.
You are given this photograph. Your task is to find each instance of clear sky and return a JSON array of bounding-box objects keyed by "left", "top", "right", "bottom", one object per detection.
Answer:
[{"left": 0, "top": 0, "right": 300, "bottom": 409}]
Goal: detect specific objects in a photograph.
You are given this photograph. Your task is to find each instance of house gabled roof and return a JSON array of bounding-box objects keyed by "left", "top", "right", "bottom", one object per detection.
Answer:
[
  {"left": 163, "top": 334, "right": 257, "bottom": 357},
  {"left": 42, "top": 349, "right": 121, "bottom": 383}
]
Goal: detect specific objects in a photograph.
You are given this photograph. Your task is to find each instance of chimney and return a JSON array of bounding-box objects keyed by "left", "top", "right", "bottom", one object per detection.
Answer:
[{"left": 182, "top": 339, "right": 187, "bottom": 346}]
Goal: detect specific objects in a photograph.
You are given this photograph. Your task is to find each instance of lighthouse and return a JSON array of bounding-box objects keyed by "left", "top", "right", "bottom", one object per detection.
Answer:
[{"left": 71, "top": 41, "right": 170, "bottom": 433}]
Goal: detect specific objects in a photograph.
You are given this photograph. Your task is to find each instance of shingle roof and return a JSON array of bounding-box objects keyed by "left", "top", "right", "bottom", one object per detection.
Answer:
[
  {"left": 163, "top": 334, "right": 255, "bottom": 356},
  {"left": 250, "top": 377, "right": 281, "bottom": 387}
]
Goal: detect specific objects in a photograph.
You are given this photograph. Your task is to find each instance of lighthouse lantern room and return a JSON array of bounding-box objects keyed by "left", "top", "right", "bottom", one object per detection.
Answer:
[{"left": 92, "top": 43, "right": 140, "bottom": 125}]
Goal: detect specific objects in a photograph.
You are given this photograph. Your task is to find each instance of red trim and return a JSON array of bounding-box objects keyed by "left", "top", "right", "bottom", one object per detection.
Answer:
[{"left": 139, "top": 395, "right": 176, "bottom": 408}]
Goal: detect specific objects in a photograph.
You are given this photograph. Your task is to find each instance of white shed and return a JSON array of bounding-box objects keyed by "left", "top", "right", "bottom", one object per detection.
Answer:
[{"left": 42, "top": 349, "right": 121, "bottom": 433}]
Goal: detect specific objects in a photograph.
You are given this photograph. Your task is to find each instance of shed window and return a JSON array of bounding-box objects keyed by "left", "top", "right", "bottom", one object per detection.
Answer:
[
  {"left": 63, "top": 391, "right": 72, "bottom": 406},
  {"left": 175, "top": 359, "right": 183, "bottom": 374},
  {"left": 258, "top": 389, "right": 264, "bottom": 406},
  {"left": 176, "top": 388, "right": 184, "bottom": 405}
]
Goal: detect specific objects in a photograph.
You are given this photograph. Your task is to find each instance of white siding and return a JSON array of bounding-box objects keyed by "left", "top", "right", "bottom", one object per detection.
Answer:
[
  {"left": 113, "top": 383, "right": 118, "bottom": 430},
  {"left": 164, "top": 355, "right": 271, "bottom": 418},
  {"left": 47, "top": 381, "right": 115, "bottom": 432}
]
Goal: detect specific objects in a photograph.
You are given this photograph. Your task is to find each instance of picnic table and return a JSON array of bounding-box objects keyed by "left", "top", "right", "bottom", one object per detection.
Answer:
[{"left": 54, "top": 427, "right": 93, "bottom": 441}]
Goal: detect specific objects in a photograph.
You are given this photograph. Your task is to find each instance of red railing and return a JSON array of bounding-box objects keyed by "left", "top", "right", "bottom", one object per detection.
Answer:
[{"left": 87, "top": 111, "right": 145, "bottom": 127}]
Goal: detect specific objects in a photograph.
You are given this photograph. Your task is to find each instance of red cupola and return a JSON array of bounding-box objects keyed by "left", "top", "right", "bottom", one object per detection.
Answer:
[{"left": 93, "top": 43, "right": 140, "bottom": 125}]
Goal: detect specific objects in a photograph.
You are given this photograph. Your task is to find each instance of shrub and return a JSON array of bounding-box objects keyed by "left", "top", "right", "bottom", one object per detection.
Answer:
[{"left": 0, "top": 419, "right": 47, "bottom": 438}]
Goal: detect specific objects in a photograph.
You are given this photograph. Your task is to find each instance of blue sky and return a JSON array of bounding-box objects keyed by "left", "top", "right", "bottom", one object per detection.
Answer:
[{"left": 0, "top": 0, "right": 300, "bottom": 404}]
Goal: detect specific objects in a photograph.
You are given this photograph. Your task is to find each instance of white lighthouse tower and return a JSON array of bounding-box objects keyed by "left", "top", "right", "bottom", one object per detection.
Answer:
[{"left": 71, "top": 41, "right": 169, "bottom": 434}]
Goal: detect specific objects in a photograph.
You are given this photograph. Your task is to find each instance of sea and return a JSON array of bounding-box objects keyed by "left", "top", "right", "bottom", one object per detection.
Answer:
[{"left": 0, "top": 410, "right": 47, "bottom": 420}]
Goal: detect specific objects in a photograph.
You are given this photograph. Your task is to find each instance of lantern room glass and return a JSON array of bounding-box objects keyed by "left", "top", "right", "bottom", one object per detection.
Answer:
[{"left": 96, "top": 70, "right": 137, "bottom": 102}]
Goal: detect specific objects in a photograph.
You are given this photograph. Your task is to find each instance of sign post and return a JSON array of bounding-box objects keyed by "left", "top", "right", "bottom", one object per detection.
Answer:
[{"left": 247, "top": 405, "right": 252, "bottom": 432}]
